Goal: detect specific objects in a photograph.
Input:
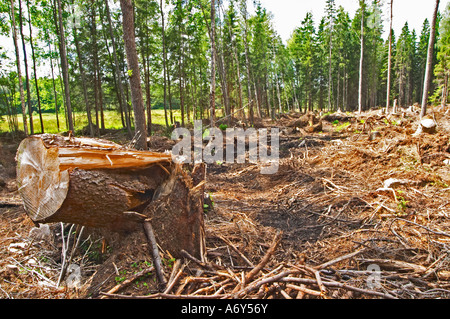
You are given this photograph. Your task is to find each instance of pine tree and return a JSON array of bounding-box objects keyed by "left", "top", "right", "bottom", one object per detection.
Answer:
[
  {"left": 325, "top": 0, "right": 336, "bottom": 111},
  {"left": 395, "top": 23, "right": 415, "bottom": 107},
  {"left": 421, "top": 0, "right": 440, "bottom": 118},
  {"left": 289, "top": 12, "right": 316, "bottom": 111},
  {"left": 435, "top": 2, "right": 450, "bottom": 110}
]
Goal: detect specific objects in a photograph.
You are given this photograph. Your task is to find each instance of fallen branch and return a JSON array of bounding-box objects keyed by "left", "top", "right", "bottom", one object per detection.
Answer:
[
  {"left": 233, "top": 270, "right": 300, "bottom": 299},
  {"left": 357, "top": 258, "right": 427, "bottom": 273},
  {"left": 218, "top": 235, "right": 255, "bottom": 267},
  {"left": 99, "top": 292, "right": 231, "bottom": 299},
  {"left": 281, "top": 277, "right": 398, "bottom": 299},
  {"left": 56, "top": 223, "right": 75, "bottom": 287},
  {"left": 180, "top": 249, "right": 223, "bottom": 271},
  {"left": 316, "top": 248, "right": 367, "bottom": 270},
  {"left": 163, "top": 260, "right": 185, "bottom": 294},
  {"left": 392, "top": 218, "right": 450, "bottom": 238},
  {"left": 286, "top": 283, "right": 323, "bottom": 297},
  {"left": 291, "top": 264, "right": 327, "bottom": 295},
  {"left": 143, "top": 220, "right": 167, "bottom": 290},
  {"left": 244, "top": 231, "right": 282, "bottom": 284}
]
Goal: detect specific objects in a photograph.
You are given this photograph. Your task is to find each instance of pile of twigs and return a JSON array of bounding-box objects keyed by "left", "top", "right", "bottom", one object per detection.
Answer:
[{"left": 98, "top": 231, "right": 406, "bottom": 299}]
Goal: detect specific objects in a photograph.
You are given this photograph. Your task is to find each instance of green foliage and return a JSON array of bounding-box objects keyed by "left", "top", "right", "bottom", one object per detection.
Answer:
[
  {"left": 163, "top": 257, "right": 176, "bottom": 268},
  {"left": 334, "top": 122, "right": 350, "bottom": 132},
  {"left": 0, "top": 0, "right": 447, "bottom": 136},
  {"left": 397, "top": 196, "right": 409, "bottom": 211}
]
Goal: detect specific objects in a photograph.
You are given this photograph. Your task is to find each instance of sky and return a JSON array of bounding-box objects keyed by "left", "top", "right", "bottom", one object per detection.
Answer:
[{"left": 255, "top": 0, "right": 450, "bottom": 43}]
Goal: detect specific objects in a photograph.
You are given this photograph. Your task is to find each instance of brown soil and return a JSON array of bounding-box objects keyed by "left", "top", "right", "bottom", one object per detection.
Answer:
[{"left": 0, "top": 107, "right": 449, "bottom": 299}]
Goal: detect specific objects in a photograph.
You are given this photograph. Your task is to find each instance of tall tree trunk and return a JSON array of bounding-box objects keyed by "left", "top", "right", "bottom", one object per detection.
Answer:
[
  {"left": 3, "top": 88, "right": 17, "bottom": 133},
  {"left": 210, "top": 0, "right": 217, "bottom": 128},
  {"left": 26, "top": 0, "right": 44, "bottom": 133},
  {"left": 254, "top": 82, "right": 261, "bottom": 117},
  {"left": 73, "top": 8, "right": 94, "bottom": 137},
  {"left": 282, "top": 73, "right": 289, "bottom": 111},
  {"left": 218, "top": 52, "right": 230, "bottom": 122},
  {"left": 273, "top": 48, "right": 282, "bottom": 114},
  {"left": 49, "top": 43, "right": 60, "bottom": 131},
  {"left": 105, "top": 0, "right": 132, "bottom": 136},
  {"left": 386, "top": 0, "right": 393, "bottom": 114},
  {"left": 336, "top": 65, "right": 341, "bottom": 110},
  {"left": 141, "top": 46, "right": 153, "bottom": 136},
  {"left": 185, "top": 76, "right": 191, "bottom": 123},
  {"left": 177, "top": 10, "right": 185, "bottom": 127},
  {"left": 51, "top": 0, "right": 67, "bottom": 130},
  {"left": 10, "top": 0, "right": 28, "bottom": 135},
  {"left": 56, "top": 0, "right": 74, "bottom": 132},
  {"left": 93, "top": 65, "right": 100, "bottom": 134},
  {"left": 18, "top": 0, "right": 33, "bottom": 134},
  {"left": 193, "top": 62, "right": 200, "bottom": 120},
  {"left": 264, "top": 76, "right": 270, "bottom": 117},
  {"left": 178, "top": 56, "right": 185, "bottom": 127},
  {"left": 233, "top": 36, "right": 244, "bottom": 120},
  {"left": 120, "top": 0, "right": 147, "bottom": 150},
  {"left": 241, "top": 0, "right": 253, "bottom": 125},
  {"left": 143, "top": 18, "right": 153, "bottom": 135},
  {"left": 54, "top": 43, "right": 68, "bottom": 130},
  {"left": 328, "top": 13, "right": 333, "bottom": 112},
  {"left": 358, "top": 0, "right": 365, "bottom": 113},
  {"left": 217, "top": 15, "right": 230, "bottom": 124},
  {"left": 168, "top": 70, "right": 174, "bottom": 124},
  {"left": 224, "top": 7, "right": 245, "bottom": 121},
  {"left": 91, "top": 1, "right": 104, "bottom": 134},
  {"left": 101, "top": 10, "right": 125, "bottom": 128},
  {"left": 343, "top": 68, "right": 347, "bottom": 109},
  {"left": 421, "top": 0, "right": 440, "bottom": 118},
  {"left": 159, "top": 0, "right": 169, "bottom": 127}
]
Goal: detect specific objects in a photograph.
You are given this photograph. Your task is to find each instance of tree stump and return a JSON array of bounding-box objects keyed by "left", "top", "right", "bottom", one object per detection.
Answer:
[{"left": 16, "top": 134, "right": 206, "bottom": 260}]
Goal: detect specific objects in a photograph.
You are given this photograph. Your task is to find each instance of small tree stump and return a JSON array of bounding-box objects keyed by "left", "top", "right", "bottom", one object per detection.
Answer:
[{"left": 420, "top": 118, "right": 437, "bottom": 134}]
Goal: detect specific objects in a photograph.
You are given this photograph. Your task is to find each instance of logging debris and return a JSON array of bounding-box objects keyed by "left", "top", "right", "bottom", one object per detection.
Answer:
[{"left": 0, "top": 106, "right": 449, "bottom": 299}]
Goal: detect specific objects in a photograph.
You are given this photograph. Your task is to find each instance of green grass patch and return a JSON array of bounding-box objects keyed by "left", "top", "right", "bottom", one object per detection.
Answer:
[
  {"left": 334, "top": 122, "right": 351, "bottom": 132},
  {"left": 0, "top": 109, "right": 182, "bottom": 134}
]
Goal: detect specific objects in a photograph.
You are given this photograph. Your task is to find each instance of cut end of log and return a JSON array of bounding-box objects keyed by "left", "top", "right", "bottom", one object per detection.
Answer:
[{"left": 16, "top": 136, "right": 70, "bottom": 222}]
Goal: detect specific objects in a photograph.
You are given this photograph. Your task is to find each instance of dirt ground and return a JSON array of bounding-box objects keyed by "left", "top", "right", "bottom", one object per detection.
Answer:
[{"left": 0, "top": 106, "right": 449, "bottom": 299}]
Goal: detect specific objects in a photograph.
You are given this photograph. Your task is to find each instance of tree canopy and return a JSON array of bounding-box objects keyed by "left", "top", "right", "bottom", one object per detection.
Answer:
[{"left": 0, "top": 0, "right": 448, "bottom": 136}]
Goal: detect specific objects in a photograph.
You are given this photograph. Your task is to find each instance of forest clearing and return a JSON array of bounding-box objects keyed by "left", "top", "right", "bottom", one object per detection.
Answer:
[
  {"left": 0, "top": 106, "right": 449, "bottom": 300},
  {"left": 0, "top": 0, "right": 450, "bottom": 302}
]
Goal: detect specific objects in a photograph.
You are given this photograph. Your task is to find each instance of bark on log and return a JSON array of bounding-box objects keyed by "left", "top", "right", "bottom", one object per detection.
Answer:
[
  {"left": 16, "top": 134, "right": 206, "bottom": 260},
  {"left": 143, "top": 163, "right": 207, "bottom": 261}
]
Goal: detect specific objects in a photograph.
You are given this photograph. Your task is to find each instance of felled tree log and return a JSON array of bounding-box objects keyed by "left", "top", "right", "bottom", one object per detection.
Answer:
[
  {"left": 16, "top": 134, "right": 206, "bottom": 260},
  {"left": 144, "top": 163, "right": 207, "bottom": 260}
]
